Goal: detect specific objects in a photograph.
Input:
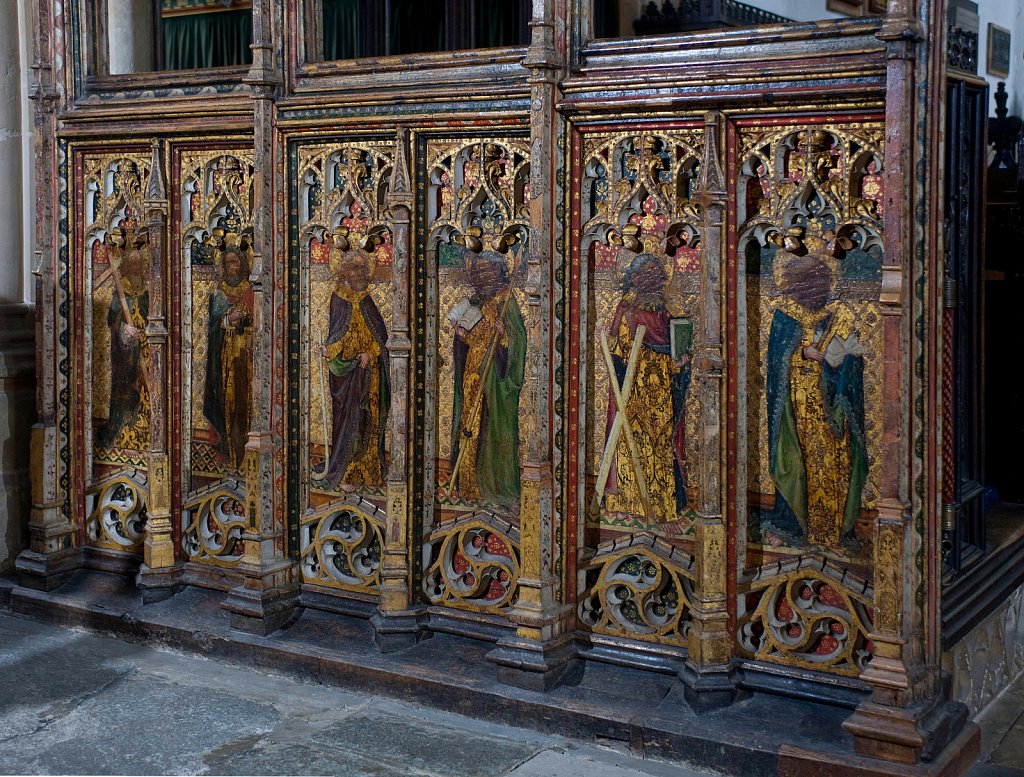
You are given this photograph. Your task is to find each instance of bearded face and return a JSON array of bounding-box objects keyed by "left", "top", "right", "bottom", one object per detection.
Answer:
[
  {"left": 223, "top": 251, "right": 245, "bottom": 285},
  {"left": 340, "top": 261, "right": 371, "bottom": 292},
  {"left": 121, "top": 250, "right": 147, "bottom": 287},
  {"left": 470, "top": 261, "right": 507, "bottom": 300}
]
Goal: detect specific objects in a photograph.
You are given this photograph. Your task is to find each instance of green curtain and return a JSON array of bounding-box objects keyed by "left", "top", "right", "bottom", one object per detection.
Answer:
[
  {"left": 390, "top": 0, "right": 445, "bottom": 55},
  {"left": 474, "top": 0, "right": 527, "bottom": 48},
  {"left": 323, "top": 0, "right": 361, "bottom": 60},
  {"left": 162, "top": 9, "right": 253, "bottom": 71}
]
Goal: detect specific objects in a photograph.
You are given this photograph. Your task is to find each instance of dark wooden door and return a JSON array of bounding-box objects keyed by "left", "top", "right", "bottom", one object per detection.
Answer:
[{"left": 943, "top": 77, "right": 987, "bottom": 580}]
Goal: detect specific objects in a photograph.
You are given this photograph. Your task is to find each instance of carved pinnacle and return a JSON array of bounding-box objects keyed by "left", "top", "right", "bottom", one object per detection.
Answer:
[
  {"left": 388, "top": 127, "right": 414, "bottom": 208},
  {"left": 145, "top": 140, "right": 168, "bottom": 205}
]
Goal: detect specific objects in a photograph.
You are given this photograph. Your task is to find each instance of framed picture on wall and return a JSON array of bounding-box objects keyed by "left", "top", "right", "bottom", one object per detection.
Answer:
[
  {"left": 826, "top": 0, "right": 866, "bottom": 15},
  {"left": 988, "top": 24, "right": 1011, "bottom": 78}
]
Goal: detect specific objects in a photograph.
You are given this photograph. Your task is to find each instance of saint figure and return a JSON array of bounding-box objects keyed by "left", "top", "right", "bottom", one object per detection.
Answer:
[
  {"left": 449, "top": 251, "right": 526, "bottom": 508},
  {"left": 764, "top": 248, "right": 868, "bottom": 550},
  {"left": 97, "top": 246, "right": 150, "bottom": 450},
  {"left": 203, "top": 243, "right": 255, "bottom": 470},
  {"left": 601, "top": 254, "right": 690, "bottom": 522},
  {"left": 319, "top": 250, "right": 390, "bottom": 491}
]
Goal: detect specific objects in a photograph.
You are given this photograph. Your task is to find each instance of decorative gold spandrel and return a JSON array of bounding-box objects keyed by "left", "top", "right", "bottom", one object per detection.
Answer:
[
  {"left": 182, "top": 479, "right": 247, "bottom": 568},
  {"left": 422, "top": 513, "right": 521, "bottom": 613},
  {"left": 300, "top": 495, "right": 386, "bottom": 594},
  {"left": 84, "top": 469, "right": 149, "bottom": 554},
  {"left": 739, "top": 123, "right": 885, "bottom": 573},
  {"left": 578, "top": 533, "right": 695, "bottom": 645},
  {"left": 579, "top": 130, "right": 705, "bottom": 547}
]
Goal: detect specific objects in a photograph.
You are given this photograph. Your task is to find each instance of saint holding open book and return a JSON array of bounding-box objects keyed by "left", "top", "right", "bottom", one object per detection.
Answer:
[
  {"left": 447, "top": 251, "right": 526, "bottom": 509},
  {"left": 763, "top": 241, "right": 868, "bottom": 552}
]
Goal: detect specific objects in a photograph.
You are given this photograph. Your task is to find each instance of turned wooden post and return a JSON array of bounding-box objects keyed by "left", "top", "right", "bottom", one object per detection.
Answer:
[
  {"left": 372, "top": 127, "right": 429, "bottom": 651},
  {"left": 843, "top": 0, "right": 978, "bottom": 764},
  {"left": 137, "top": 138, "right": 181, "bottom": 602},
  {"left": 17, "top": 0, "right": 77, "bottom": 589},
  {"left": 221, "top": 0, "right": 301, "bottom": 635},
  {"left": 487, "top": 0, "right": 578, "bottom": 691},
  {"left": 679, "top": 111, "right": 739, "bottom": 708}
]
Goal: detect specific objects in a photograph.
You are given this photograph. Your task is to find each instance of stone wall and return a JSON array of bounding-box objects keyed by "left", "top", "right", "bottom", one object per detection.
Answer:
[
  {"left": 0, "top": 0, "right": 35, "bottom": 571},
  {"left": 947, "top": 582, "right": 1024, "bottom": 717}
]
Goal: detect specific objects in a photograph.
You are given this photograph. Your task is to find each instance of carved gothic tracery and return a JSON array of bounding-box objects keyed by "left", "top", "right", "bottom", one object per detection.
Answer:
[
  {"left": 423, "top": 513, "right": 521, "bottom": 612},
  {"left": 182, "top": 479, "right": 247, "bottom": 567},
  {"left": 85, "top": 469, "right": 149, "bottom": 553},
  {"left": 578, "top": 534, "right": 694, "bottom": 645},
  {"left": 737, "top": 556, "right": 874, "bottom": 676},
  {"left": 301, "top": 496, "right": 386, "bottom": 593}
]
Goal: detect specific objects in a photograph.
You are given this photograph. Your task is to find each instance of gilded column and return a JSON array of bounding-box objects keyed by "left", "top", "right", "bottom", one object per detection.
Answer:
[
  {"left": 679, "top": 112, "right": 738, "bottom": 709},
  {"left": 221, "top": 0, "right": 300, "bottom": 634},
  {"left": 843, "top": 0, "right": 976, "bottom": 764},
  {"left": 17, "top": 0, "right": 77, "bottom": 589},
  {"left": 137, "top": 139, "right": 181, "bottom": 602},
  {"left": 487, "top": 0, "right": 577, "bottom": 691},
  {"left": 371, "top": 127, "right": 429, "bottom": 651}
]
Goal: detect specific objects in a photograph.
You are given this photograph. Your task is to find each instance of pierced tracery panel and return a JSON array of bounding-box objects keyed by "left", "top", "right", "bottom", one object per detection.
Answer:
[
  {"left": 301, "top": 495, "right": 386, "bottom": 594},
  {"left": 737, "top": 555, "right": 874, "bottom": 677},
  {"left": 578, "top": 534, "right": 694, "bottom": 645},
  {"left": 422, "top": 513, "right": 521, "bottom": 612},
  {"left": 182, "top": 479, "right": 246, "bottom": 567},
  {"left": 85, "top": 469, "right": 149, "bottom": 554},
  {"left": 738, "top": 122, "right": 885, "bottom": 576}
]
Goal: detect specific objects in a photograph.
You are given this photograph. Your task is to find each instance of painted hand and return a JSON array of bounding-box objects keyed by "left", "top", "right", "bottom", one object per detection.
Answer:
[
  {"left": 803, "top": 345, "right": 825, "bottom": 363},
  {"left": 358, "top": 352, "right": 371, "bottom": 369}
]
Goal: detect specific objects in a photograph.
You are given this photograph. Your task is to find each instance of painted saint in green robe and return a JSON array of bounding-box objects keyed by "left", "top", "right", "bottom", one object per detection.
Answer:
[
  {"left": 448, "top": 251, "right": 526, "bottom": 509},
  {"left": 763, "top": 250, "right": 868, "bottom": 552}
]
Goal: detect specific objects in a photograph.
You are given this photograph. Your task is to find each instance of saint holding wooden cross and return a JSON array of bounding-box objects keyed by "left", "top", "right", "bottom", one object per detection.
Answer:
[{"left": 593, "top": 253, "right": 692, "bottom": 528}]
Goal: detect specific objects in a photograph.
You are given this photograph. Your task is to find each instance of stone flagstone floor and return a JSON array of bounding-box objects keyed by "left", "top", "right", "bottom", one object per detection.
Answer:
[
  {"left": 1, "top": 610, "right": 1022, "bottom": 776},
  {"left": 0, "top": 613, "right": 717, "bottom": 777}
]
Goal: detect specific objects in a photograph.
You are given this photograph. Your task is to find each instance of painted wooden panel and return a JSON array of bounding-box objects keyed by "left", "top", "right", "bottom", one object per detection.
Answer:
[
  {"left": 570, "top": 125, "right": 706, "bottom": 648},
  {"left": 733, "top": 119, "right": 885, "bottom": 676},
  {"left": 177, "top": 148, "right": 256, "bottom": 568},
  {"left": 294, "top": 139, "right": 395, "bottom": 594},
  {"left": 79, "top": 151, "right": 154, "bottom": 555},
  {"left": 422, "top": 136, "right": 531, "bottom": 615}
]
